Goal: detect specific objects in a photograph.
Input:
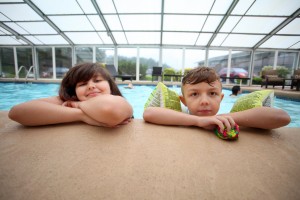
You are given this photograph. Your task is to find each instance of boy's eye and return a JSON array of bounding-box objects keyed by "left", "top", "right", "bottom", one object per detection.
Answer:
[
  {"left": 191, "top": 92, "right": 198, "bottom": 97},
  {"left": 210, "top": 92, "right": 217, "bottom": 96}
]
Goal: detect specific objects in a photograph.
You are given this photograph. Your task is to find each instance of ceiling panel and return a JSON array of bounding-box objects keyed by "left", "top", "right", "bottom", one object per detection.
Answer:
[
  {"left": 260, "top": 36, "right": 300, "bottom": 49},
  {"left": 0, "top": 0, "right": 298, "bottom": 50}
]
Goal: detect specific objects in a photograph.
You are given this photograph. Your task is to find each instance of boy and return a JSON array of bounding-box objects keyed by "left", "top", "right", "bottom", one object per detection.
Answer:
[{"left": 143, "top": 67, "right": 290, "bottom": 132}]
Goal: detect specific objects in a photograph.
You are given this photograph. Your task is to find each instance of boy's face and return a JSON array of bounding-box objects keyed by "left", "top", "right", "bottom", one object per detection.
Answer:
[{"left": 180, "top": 81, "right": 224, "bottom": 116}]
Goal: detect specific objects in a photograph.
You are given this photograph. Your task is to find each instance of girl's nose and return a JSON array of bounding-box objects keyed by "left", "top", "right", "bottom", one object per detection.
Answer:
[{"left": 87, "top": 82, "right": 95, "bottom": 90}]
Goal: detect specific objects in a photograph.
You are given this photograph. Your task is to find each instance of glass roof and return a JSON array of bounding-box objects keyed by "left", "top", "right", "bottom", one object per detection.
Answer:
[{"left": 0, "top": 0, "right": 299, "bottom": 50}]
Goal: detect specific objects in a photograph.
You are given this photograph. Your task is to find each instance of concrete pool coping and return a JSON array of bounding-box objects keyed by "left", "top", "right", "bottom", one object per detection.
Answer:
[{"left": 0, "top": 111, "right": 300, "bottom": 199}]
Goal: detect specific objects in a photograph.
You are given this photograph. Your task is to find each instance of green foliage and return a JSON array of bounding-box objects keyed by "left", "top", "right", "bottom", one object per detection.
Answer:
[
  {"left": 262, "top": 66, "right": 273, "bottom": 72},
  {"left": 163, "top": 68, "right": 175, "bottom": 81},
  {"left": 1, "top": 65, "right": 16, "bottom": 78},
  {"left": 163, "top": 68, "right": 175, "bottom": 75},
  {"left": 276, "top": 66, "right": 289, "bottom": 78},
  {"left": 252, "top": 77, "right": 262, "bottom": 85},
  {"left": 262, "top": 65, "right": 289, "bottom": 78},
  {"left": 184, "top": 68, "right": 193, "bottom": 75},
  {"left": 117, "top": 58, "right": 147, "bottom": 79}
]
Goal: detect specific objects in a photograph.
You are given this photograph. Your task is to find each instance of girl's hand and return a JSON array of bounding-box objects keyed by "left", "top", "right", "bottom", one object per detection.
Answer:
[
  {"left": 81, "top": 113, "right": 132, "bottom": 128},
  {"left": 117, "top": 117, "right": 132, "bottom": 125},
  {"left": 62, "top": 101, "right": 80, "bottom": 108}
]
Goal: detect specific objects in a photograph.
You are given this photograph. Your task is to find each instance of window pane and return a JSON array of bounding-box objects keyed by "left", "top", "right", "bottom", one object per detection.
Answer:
[
  {"left": 96, "top": 48, "right": 114, "bottom": 65},
  {"left": 36, "top": 47, "right": 53, "bottom": 79},
  {"left": 162, "top": 48, "right": 182, "bottom": 71},
  {"left": 0, "top": 47, "right": 14, "bottom": 78},
  {"left": 139, "top": 48, "right": 159, "bottom": 81},
  {"left": 208, "top": 50, "right": 228, "bottom": 70},
  {"left": 231, "top": 51, "right": 251, "bottom": 85},
  {"left": 277, "top": 52, "right": 299, "bottom": 78},
  {"left": 208, "top": 50, "right": 229, "bottom": 83},
  {"left": 185, "top": 49, "right": 205, "bottom": 69},
  {"left": 253, "top": 51, "right": 275, "bottom": 84},
  {"left": 17, "top": 48, "right": 33, "bottom": 78},
  {"left": 76, "top": 47, "right": 93, "bottom": 64},
  {"left": 55, "top": 47, "right": 72, "bottom": 79},
  {"left": 118, "top": 48, "right": 136, "bottom": 79}
]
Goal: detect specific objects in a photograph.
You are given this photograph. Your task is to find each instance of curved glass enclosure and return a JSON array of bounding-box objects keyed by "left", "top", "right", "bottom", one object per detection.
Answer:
[{"left": 0, "top": 0, "right": 299, "bottom": 85}]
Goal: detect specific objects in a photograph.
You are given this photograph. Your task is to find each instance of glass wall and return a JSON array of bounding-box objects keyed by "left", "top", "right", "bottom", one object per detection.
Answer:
[
  {"left": 162, "top": 48, "right": 182, "bottom": 71},
  {"left": 55, "top": 47, "right": 72, "bottom": 78},
  {"left": 0, "top": 47, "right": 14, "bottom": 78},
  {"left": 139, "top": 48, "right": 159, "bottom": 81},
  {"left": 16, "top": 48, "right": 33, "bottom": 78},
  {"left": 277, "top": 51, "right": 298, "bottom": 77},
  {"left": 1, "top": 45, "right": 299, "bottom": 84},
  {"left": 231, "top": 50, "right": 251, "bottom": 84},
  {"left": 185, "top": 49, "right": 205, "bottom": 70},
  {"left": 208, "top": 50, "right": 229, "bottom": 83},
  {"left": 76, "top": 47, "right": 93, "bottom": 64},
  {"left": 118, "top": 48, "right": 137, "bottom": 78},
  {"left": 36, "top": 47, "right": 53, "bottom": 79},
  {"left": 96, "top": 48, "right": 114, "bottom": 65},
  {"left": 253, "top": 51, "right": 275, "bottom": 75},
  {"left": 184, "top": 49, "right": 205, "bottom": 80}
]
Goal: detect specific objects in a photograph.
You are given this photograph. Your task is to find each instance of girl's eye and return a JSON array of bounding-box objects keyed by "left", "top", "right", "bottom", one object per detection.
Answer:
[
  {"left": 77, "top": 82, "right": 86, "bottom": 87},
  {"left": 94, "top": 79, "right": 102, "bottom": 82}
]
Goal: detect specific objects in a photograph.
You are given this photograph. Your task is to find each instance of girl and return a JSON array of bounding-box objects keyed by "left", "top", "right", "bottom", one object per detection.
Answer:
[{"left": 9, "top": 63, "right": 133, "bottom": 127}]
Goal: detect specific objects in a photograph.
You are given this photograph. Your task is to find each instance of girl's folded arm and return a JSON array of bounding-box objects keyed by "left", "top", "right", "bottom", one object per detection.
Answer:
[
  {"left": 8, "top": 96, "right": 85, "bottom": 126},
  {"left": 78, "top": 95, "right": 133, "bottom": 127}
]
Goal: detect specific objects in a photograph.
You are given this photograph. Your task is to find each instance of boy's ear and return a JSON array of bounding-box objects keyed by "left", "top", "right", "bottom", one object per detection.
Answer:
[
  {"left": 179, "top": 95, "right": 187, "bottom": 106},
  {"left": 221, "top": 93, "right": 224, "bottom": 101}
]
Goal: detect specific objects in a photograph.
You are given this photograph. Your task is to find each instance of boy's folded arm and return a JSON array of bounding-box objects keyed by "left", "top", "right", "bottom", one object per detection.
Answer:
[
  {"left": 78, "top": 94, "right": 133, "bottom": 127},
  {"left": 143, "top": 107, "right": 232, "bottom": 131},
  {"left": 143, "top": 107, "right": 198, "bottom": 126},
  {"left": 222, "top": 107, "right": 291, "bottom": 129}
]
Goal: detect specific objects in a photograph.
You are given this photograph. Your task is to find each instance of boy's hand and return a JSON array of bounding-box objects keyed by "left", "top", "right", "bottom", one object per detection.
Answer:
[{"left": 197, "top": 115, "right": 236, "bottom": 132}]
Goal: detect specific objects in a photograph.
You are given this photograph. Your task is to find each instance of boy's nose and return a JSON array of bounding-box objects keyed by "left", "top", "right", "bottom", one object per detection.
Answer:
[{"left": 199, "top": 95, "right": 209, "bottom": 105}]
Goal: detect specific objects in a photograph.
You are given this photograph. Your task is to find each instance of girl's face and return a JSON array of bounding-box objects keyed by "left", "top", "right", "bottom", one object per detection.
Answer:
[{"left": 75, "top": 74, "right": 111, "bottom": 101}]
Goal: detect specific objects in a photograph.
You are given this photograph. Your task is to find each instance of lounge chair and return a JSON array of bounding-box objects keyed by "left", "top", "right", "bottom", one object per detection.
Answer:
[
  {"left": 291, "top": 69, "right": 300, "bottom": 90},
  {"left": 261, "top": 69, "right": 285, "bottom": 89},
  {"left": 152, "top": 66, "right": 162, "bottom": 82},
  {"left": 105, "top": 64, "right": 136, "bottom": 81}
]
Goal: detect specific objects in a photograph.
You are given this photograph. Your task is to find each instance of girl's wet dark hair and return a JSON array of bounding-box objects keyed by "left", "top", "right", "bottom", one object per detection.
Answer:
[{"left": 59, "top": 63, "right": 122, "bottom": 101}]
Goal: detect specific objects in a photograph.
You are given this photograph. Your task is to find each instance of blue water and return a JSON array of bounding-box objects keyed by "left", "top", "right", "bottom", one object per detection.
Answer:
[{"left": 0, "top": 82, "right": 299, "bottom": 127}]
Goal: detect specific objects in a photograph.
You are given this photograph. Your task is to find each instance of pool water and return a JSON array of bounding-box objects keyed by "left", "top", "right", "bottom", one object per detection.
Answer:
[{"left": 0, "top": 82, "right": 299, "bottom": 127}]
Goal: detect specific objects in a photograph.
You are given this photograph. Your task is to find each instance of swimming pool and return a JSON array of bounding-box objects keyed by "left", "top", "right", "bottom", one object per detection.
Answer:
[{"left": 0, "top": 82, "right": 299, "bottom": 127}]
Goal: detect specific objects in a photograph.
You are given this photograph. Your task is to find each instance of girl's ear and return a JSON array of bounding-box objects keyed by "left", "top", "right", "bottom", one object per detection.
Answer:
[{"left": 179, "top": 95, "right": 187, "bottom": 106}]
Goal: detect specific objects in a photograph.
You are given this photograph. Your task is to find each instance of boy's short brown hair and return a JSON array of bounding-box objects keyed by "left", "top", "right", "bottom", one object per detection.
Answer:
[
  {"left": 182, "top": 66, "right": 220, "bottom": 85},
  {"left": 181, "top": 67, "right": 221, "bottom": 93}
]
